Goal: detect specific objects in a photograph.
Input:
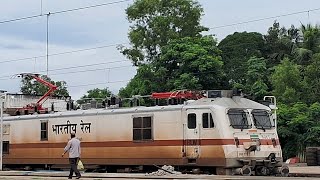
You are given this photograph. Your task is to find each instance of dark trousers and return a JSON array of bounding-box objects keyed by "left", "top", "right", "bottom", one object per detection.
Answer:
[{"left": 69, "top": 157, "right": 81, "bottom": 178}]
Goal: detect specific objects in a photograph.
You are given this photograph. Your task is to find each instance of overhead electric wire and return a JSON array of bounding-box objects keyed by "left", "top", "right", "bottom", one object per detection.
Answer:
[
  {"left": 0, "top": 6, "right": 318, "bottom": 65},
  {"left": 0, "top": 0, "right": 131, "bottom": 25},
  {"left": 209, "top": 7, "right": 320, "bottom": 30},
  {"left": 49, "top": 65, "right": 133, "bottom": 76},
  {"left": 49, "top": 0, "right": 131, "bottom": 15},
  {"left": 68, "top": 80, "right": 129, "bottom": 88},
  {"left": 0, "top": 3, "right": 319, "bottom": 91},
  {"left": 46, "top": 60, "right": 128, "bottom": 72},
  {"left": 0, "top": 61, "right": 133, "bottom": 80},
  {"left": 0, "top": 68, "right": 221, "bottom": 89},
  {"left": 0, "top": 14, "right": 43, "bottom": 25},
  {"left": 0, "top": 42, "right": 127, "bottom": 64},
  {"left": 0, "top": 41, "right": 257, "bottom": 65},
  {"left": 67, "top": 70, "right": 223, "bottom": 88}
]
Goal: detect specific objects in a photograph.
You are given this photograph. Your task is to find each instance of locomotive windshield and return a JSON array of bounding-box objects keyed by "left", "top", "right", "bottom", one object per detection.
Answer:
[
  {"left": 228, "top": 109, "right": 251, "bottom": 129},
  {"left": 251, "top": 109, "right": 273, "bottom": 130}
]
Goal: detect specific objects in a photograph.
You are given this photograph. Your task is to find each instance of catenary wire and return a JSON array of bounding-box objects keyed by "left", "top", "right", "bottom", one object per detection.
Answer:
[
  {"left": 49, "top": 65, "right": 133, "bottom": 76},
  {"left": 0, "top": 62, "right": 133, "bottom": 80},
  {"left": 0, "top": 5, "right": 318, "bottom": 90},
  {"left": 49, "top": 0, "right": 131, "bottom": 15},
  {"left": 0, "top": 0, "right": 132, "bottom": 25},
  {"left": 67, "top": 70, "right": 221, "bottom": 88},
  {"left": 68, "top": 80, "right": 130, "bottom": 88},
  {"left": 0, "top": 69, "right": 221, "bottom": 89},
  {"left": 0, "top": 42, "right": 128, "bottom": 64},
  {"left": 0, "top": 38, "right": 288, "bottom": 65},
  {"left": 209, "top": 7, "right": 320, "bottom": 30},
  {"left": 0, "top": 7, "right": 318, "bottom": 64}
]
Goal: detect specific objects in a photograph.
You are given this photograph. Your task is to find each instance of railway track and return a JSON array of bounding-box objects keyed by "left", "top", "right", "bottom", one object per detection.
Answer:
[{"left": 0, "top": 168, "right": 318, "bottom": 180}]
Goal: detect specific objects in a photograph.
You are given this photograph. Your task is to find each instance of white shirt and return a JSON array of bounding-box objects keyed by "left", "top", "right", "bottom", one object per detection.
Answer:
[{"left": 64, "top": 137, "right": 81, "bottom": 158}]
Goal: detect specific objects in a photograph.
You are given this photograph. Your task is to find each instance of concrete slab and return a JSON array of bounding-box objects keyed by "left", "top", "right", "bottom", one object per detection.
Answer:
[{"left": 289, "top": 165, "right": 320, "bottom": 177}]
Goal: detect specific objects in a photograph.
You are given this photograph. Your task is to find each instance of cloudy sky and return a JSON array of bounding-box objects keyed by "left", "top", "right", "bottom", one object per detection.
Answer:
[{"left": 0, "top": 0, "right": 319, "bottom": 100}]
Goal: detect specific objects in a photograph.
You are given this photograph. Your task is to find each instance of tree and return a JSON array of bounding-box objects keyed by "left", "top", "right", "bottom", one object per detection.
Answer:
[
  {"left": 77, "top": 88, "right": 112, "bottom": 104},
  {"left": 271, "top": 58, "right": 302, "bottom": 104},
  {"left": 20, "top": 75, "right": 69, "bottom": 97},
  {"left": 264, "top": 22, "right": 294, "bottom": 65},
  {"left": 120, "top": 0, "right": 208, "bottom": 65},
  {"left": 119, "top": 64, "right": 157, "bottom": 98},
  {"left": 301, "top": 24, "right": 320, "bottom": 53},
  {"left": 292, "top": 24, "right": 320, "bottom": 66},
  {"left": 302, "top": 53, "right": 320, "bottom": 103},
  {"left": 277, "top": 101, "right": 320, "bottom": 160},
  {"left": 218, "top": 32, "right": 266, "bottom": 86},
  {"left": 244, "top": 57, "right": 268, "bottom": 100},
  {"left": 119, "top": 36, "right": 224, "bottom": 97},
  {"left": 305, "top": 102, "right": 320, "bottom": 146},
  {"left": 277, "top": 102, "right": 311, "bottom": 160},
  {"left": 160, "top": 36, "right": 224, "bottom": 90}
]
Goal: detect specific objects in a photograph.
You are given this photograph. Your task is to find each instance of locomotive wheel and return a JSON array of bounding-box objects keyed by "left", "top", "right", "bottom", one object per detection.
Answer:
[{"left": 256, "top": 166, "right": 269, "bottom": 176}]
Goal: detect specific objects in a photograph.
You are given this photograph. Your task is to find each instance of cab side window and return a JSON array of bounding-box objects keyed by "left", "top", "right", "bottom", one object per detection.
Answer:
[
  {"left": 188, "top": 113, "right": 196, "bottom": 129},
  {"left": 202, "top": 113, "right": 214, "bottom": 128}
]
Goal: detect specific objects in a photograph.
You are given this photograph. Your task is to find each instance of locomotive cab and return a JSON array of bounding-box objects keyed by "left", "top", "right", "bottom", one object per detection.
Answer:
[{"left": 206, "top": 92, "right": 288, "bottom": 176}]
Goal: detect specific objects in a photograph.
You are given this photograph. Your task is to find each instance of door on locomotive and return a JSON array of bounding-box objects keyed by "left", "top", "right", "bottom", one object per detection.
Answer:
[{"left": 183, "top": 109, "right": 202, "bottom": 160}]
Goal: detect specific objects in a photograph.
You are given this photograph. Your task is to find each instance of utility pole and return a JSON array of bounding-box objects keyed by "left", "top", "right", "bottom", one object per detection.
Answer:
[
  {"left": 0, "top": 90, "right": 7, "bottom": 171},
  {"left": 46, "top": 13, "right": 50, "bottom": 76},
  {"left": 40, "top": 0, "right": 43, "bottom": 15}
]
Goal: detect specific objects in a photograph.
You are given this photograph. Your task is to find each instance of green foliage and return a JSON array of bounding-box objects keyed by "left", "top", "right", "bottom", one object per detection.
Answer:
[
  {"left": 271, "top": 58, "right": 302, "bottom": 104},
  {"left": 301, "top": 24, "right": 320, "bottom": 53},
  {"left": 20, "top": 75, "right": 69, "bottom": 97},
  {"left": 218, "top": 32, "right": 266, "bottom": 86},
  {"left": 119, "top": 64, "right": 162, "bottom": 98},
  {"left": 302, "top": 53, "right": 320, "bottom": 103},
  {"left": 244, "top": 57, "right": 268, "bottom": 100},
  {"left": 119, "top": 2, "right": 320, "bottom": 159},
  {"left": 77, "top": 88, "right": 111, "bottom": 104},
  {"left": 160, "top": 36, "right": 224, "bottom": 90},
  {"left": 174, "top": 73, "right": 201, "bottom": 90},
  {"left": 119, "top": 36, "right": 223, "bottom": 97},
  {"left": 264, "top": 22, "right": 299, "bottom": 66},
  {"left": 121, "top": 0, "right": 207, "bottom": 65},
  {"left": 278, "top": 102, "right": 320, "bottom": 159}
]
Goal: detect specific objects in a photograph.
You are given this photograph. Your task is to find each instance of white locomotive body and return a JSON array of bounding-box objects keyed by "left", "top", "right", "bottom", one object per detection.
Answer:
[{"left": 1, "top": 90, "right": 288, "bottom": 176}]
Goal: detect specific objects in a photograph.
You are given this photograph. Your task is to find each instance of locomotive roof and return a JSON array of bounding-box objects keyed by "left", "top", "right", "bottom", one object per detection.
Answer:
[
  {"left": 190, "top": 96, "right": 269, "bottom": 109},
  {"left": 3, "top": 96, "right": 269, "bottom": 121}
]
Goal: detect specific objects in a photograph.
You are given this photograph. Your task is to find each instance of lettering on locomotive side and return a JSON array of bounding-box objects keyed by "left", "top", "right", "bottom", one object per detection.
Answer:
[
  {"left": 52, "top": 120, "right": 91, "bottom": 135},
  {"left": 80, "top": 120, "right": 91, "bottom": 133},
  {"left": 186, "top": 139, "right": 200, "bottom": 146}
]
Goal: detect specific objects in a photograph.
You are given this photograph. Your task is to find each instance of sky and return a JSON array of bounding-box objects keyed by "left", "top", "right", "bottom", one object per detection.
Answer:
[{"left": 0, "top": 0, "right": 319, "bottom": 100}]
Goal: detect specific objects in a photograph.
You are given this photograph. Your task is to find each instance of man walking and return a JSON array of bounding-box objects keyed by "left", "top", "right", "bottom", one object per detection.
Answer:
[{"left": 62, "top": 133, "right": 81, "bottom": 179}]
